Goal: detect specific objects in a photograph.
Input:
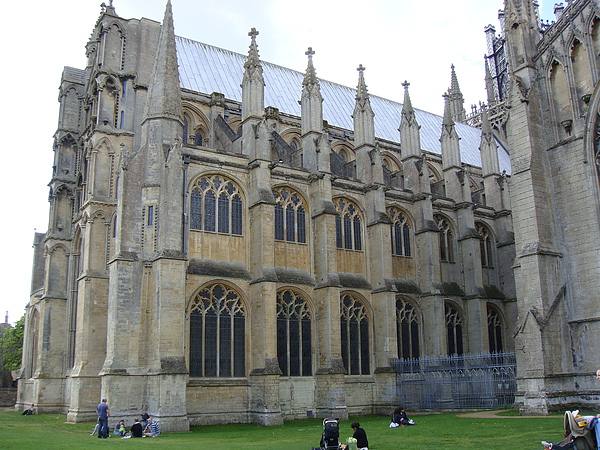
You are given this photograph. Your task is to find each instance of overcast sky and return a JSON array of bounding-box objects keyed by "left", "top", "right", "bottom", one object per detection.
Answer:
[{"left": 1, "top": 0, "right": 557, "bottom": 325}]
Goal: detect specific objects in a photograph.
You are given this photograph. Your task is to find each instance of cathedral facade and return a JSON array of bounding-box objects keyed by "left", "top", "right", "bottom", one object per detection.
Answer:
[
  {"left": 502, "top": 0, "right": 600, "bottom": 414},
  {"left": 19, "top": 0, "right": 597, "bottom": 430}
]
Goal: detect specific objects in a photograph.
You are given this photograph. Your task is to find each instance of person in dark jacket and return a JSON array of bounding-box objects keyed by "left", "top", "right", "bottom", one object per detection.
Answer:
[
  {"left": 351, "top": 422, "right": 368, "bottom": 450},
  {"left": 130, "top": 418, "right": 144, "bottom": 438}
]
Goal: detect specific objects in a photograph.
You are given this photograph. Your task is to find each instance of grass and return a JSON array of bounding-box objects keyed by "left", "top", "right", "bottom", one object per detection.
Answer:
[{"left": 0, "top": 408, "right": 567, "bottom": 449}]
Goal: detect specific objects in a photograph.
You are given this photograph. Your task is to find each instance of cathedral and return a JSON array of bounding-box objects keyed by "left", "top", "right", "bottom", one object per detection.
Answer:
[{"left": 17, "top": 0, "right": 600, "bottom": 430}]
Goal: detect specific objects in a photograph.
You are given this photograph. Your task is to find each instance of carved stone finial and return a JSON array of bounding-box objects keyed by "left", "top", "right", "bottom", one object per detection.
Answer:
[
  {"left": 305, "top": 47, "right": 315, "bottom": 57},
  {"left": 402, "top": 80, "right": 410, "bottom": 89},
  {"left": 249, "top": 27, "right": 259, "bottom": 39},
  {"left": 357, "top": 64, "right": 365, "bottom": 73}
]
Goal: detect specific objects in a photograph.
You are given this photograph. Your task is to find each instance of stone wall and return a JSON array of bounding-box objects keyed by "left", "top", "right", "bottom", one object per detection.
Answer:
[{"left": 0, "top": 388, "right": 17, "bottom": 407}]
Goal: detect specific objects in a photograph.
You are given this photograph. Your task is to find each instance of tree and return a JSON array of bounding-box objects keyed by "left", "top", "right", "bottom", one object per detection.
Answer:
[{"left": 0, "top": 315, "right": 24, "bottom": 378}]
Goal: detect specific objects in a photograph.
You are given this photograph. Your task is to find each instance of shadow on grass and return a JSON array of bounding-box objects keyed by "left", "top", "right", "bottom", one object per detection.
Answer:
[{"left": 0, "top": 409, "right": 566, "bottom": 449}]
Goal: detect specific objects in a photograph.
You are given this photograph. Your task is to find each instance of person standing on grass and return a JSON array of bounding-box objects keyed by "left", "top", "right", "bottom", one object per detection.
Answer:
[{"left": 96, "top": 398, "right": 110, "bottom": 439}]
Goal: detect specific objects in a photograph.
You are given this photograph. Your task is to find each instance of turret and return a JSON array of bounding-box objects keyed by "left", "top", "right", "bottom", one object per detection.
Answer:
[
  {"left": 241, "top": 28, "right": 265, "bottom": 121},
  {"left": 447, "top": 65, "right": 466, "bottom": 123},
  {"left": 399, "top": 81, "right": 421, "bottom": 159},
  {"left": 300, "top": 48, "right": 326, "bottom": 173}
]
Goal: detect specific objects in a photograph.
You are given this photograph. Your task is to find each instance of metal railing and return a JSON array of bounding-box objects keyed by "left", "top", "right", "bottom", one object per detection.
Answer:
[{"left": 392, "top": 352, "right": 516, "bottom": 410}]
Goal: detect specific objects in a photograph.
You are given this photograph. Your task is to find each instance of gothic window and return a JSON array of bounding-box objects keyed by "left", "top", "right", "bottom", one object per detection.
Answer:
[
  {"left": 388, "top": 207, "right": 412, "bottom": 257},
  {"left": 340, "top": 292, "right": 370, "bottom": 375},
  {"left": 435, "top": 215, "right": 455, "bottom": 262},
  {"left": 276, "top": 289, "right": 312, "bottom": 376},
  {"left": 487, "top": 305, "right": 503, "bottom": 353},
  {"left": 183, "top": 116, "right": 189, "bottom": 144},
  {"left": 195, "top": 131, "right": 203, "bottom": 146},
  {"left": 190, "top": 175, "right": 243, "bottom": 236},
  {"left": 396, "top": 297, "right": 420, "bottom": 359},
  {"left": 189, "top": 283, "right": 246, "bottom": 377},
  {"left": 273, "top": 187, "right": 307, "bottom": 243},
  {"left": 445, "top": 302, "right": 463, "bottom": 356},
  {"left": 477, "top": 223, "right": 494, "bottom": 268},
  {"left": 334, "top": 198, "right": 362, "bottom": 251}
]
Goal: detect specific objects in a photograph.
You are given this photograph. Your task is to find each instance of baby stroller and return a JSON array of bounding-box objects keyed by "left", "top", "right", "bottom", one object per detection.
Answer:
[
  {"left": 314, "top": 417, "right": 341, "bottom": 450},
  {"left": 542, "top": 410, "right": 598, "bottom": 449}
]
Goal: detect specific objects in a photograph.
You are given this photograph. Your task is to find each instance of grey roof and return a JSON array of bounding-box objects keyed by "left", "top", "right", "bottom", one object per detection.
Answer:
[{"left": 176, "top": 36, "right": 510, "bottom": 173}]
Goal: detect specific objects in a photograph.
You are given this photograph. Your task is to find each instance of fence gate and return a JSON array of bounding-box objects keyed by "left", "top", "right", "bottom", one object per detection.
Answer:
[{"left": 392, "top": 352, "right": 516, "bottom": 410}]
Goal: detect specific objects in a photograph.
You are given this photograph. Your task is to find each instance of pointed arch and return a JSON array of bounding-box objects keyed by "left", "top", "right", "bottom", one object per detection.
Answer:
[
  {"left": 395, "top": 296, "right": 421, "bottom": 359},
  {"left": 272, "top": 185, "right": 308, "bottom": 244},
  {"left": 570, "top": 37, "right": 594, "bottom": 109},
  {"left": 187, "top": 281, "right": 247, "bottom": 377},
  {"left": 333, "top": 197, "right": 363, "bottom": 251},
  {"left": 549, "top": 59, "right": 574, "bottom": 136},
  {"left": 487, "top": 303, "right": 504, "bottom": 353},
  {"left": 387, "top": 206, "right": 413, "bottom": 257},
  {"left": 189, "top": 173, "right": 244, "bottom": 235},
  {"left": 276, "top": 287, "right": 313, "bottom": 376},
  {"left": 340, "top": 291, "right": 371, "bottom": 375},
  {"left": 444, "top": 300, "right": 464, "bottom": 356},
  {"left": 434, "top": 213, "right": 456, "bottom": 262},
  {"left": 476, "top": 221, "right": 495, "bottom": 268}
]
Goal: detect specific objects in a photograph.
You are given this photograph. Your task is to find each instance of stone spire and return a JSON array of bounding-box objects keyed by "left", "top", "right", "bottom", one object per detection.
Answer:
[
  {"left": 479, "top": 108, "right": 500, "bottom": 176},
  {"left": 353, "top": 64, "right": 375, "bottom": 147},
  {"left": 300, "top": 47, "right": 323, "bottom": 135},
  {"left": 101, "top": 0, "right": 117, "bottom": 16},
  {"left": 399, "top": 80, "right": 421, "bottom": 158},
  {"left": 447, "top": 65, "right": 467, "bottom": 123},
  {"left": 142, "top": 0, "right": 183, "bottom": 127},
  {"left": 241, "top": 28, "right": 265, "bottom": 120},
  {"left": 441, "top": 92, "right": 461, "bottom": 170},
  {"left": 485, "top": 58, "right": 497, "bottom": 105}
]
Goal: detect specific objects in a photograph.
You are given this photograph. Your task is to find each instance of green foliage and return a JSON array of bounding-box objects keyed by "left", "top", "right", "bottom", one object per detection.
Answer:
[
  {"left": 0, "top": 409, "right": 566, "bottom": 449},
  {"left": 1, "top": 314, "right": 25, "bottom": 372}
]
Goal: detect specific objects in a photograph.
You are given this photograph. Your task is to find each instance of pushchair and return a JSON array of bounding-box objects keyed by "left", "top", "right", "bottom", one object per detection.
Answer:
[
  {"left": 542, "top": 410, "right": 599, "bottom": 449},
  {"left": 312, "top": 417, "right": 341, "bottom": 450}
]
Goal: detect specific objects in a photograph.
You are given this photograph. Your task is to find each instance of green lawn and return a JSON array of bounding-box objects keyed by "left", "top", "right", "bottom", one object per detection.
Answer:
[{"left": 0, "top": 409, "right": 566, "bottom": 449}]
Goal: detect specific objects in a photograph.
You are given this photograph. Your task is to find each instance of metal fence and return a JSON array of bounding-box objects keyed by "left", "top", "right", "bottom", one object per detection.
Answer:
[{"left": 392, "top": 352, "right": 516, "bottom": 410}]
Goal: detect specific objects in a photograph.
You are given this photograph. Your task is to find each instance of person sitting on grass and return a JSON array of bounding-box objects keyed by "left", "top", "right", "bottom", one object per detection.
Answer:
[
  {"left": 129, "top": 418, "right": 143, "bottom": 438},
  {"left": 114, "top": 419, "right": 126, "bottom": 436},
  {"left": 144, "top": 417, "right": 161, "bottom": 437},
  {"left": 21, "top": 404, "right": 35, "bottom": 415}
]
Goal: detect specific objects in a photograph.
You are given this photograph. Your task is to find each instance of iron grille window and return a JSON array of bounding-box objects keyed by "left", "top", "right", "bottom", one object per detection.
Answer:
[
  {"left": 189, "top": 175, "right": 243, "bottom": 236},
  {"left": 388, "top": 207, "right": 412, "bottom": 257},
  {"left": 396, "top": 298, "right": 420, "bottom": 359},
  {"left": 189, "top": 283, "right": 246, "bottom": 377},
  {"left": 276, "top": 289, "right": 312, "bottom": 376},
  {"left": 334, "top": 198, "right": 363, "bottom": 251},
  {"left": 487, "top": 306, "right": 503, "bottom": 353},
  {"left": 340, "top": 293, "right": 370, "bottom": 375},
  {"left": 435, "top": 215, "right": 455, "bottom": 262},
  {"left": 272, "top": 187, "right": 307, "bottom": 244},
  {"left": 445, "top": 303, "right": 463, "bottom": 356}
]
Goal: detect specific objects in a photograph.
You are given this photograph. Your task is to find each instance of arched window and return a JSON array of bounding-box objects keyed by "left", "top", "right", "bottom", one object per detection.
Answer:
[
  {"left": 273, "top": 187, "right": 307, "bottom": 243},
  {"left": 276, "top": 289, "right": 312, "bottom": 376},
  {"left": 435, "top": 215, "right": 455, "bottom": 262},
  {"left": 189, "top": 283, "right": 246, "bottom": 377},
  {"left": 487, "top": 305, "right": 503, "bottom": 353},
  {"left": 396, "top": 297, "right": 419, "bottom": 359},
  {"left": 476, "top": 223, "right": 494, "bottom": 268},
  {"left": 340, "top": 292, "right": 370, "bottom": 375},
  {"left": 183, "top": 116, "right": 189, "bottom": 144},
  {"left": 334, "top": 198, "right": 362, "bottom": 251},
  {"left": 388, "top": 207, "right": 412, "bottom": 257},
  {"left": 190, "top": 175, "right": 243, "bottom": 235},
  {"left": 195, "top": 131, "right": 203, "bottom": 146},
  {"left": 445, "top": 302, "right": 463, "bottom": 356}
]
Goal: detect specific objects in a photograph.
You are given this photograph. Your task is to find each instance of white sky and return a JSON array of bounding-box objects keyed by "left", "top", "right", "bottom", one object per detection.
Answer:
[{"left": 0, "top": 0, "right": 556, "bottom": 325}]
